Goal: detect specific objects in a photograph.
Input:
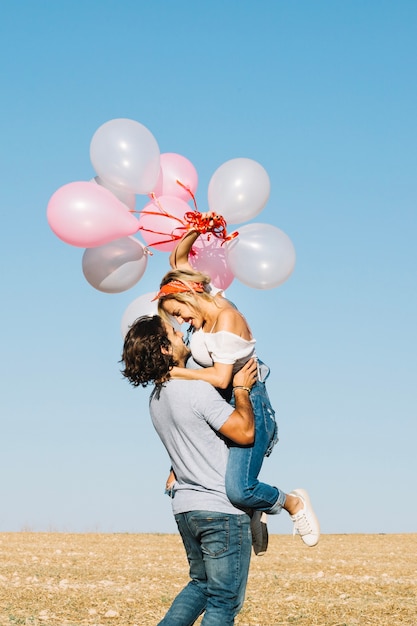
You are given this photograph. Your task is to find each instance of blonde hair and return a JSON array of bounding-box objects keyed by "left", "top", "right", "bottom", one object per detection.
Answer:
[{"left": 157, "top": 268, "right": 217, "bottom": 322}]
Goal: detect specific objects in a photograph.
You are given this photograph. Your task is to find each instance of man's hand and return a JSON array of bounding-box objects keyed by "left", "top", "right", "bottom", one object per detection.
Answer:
[
  {"left": 219, "top": 359, "right": 257, "bottom": 445},
  {"left": 233, "top": 358, "right": 258, "bottom": 391},
  {"left": 165, "top": 469, "right": 177, "bottom": 497}
]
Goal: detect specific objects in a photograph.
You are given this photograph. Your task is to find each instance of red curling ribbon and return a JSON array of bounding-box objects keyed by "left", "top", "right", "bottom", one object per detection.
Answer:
[
  {"left": 132, "top": 181, "right": 238, "bottom": 248},
  {"left": 183, "top": 211, "right": 238, "bottom": 244}
]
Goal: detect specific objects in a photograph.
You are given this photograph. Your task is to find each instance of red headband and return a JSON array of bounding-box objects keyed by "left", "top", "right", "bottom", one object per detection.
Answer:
[{"left": 152, "top": 280, "right": 205, "bottom": 301}]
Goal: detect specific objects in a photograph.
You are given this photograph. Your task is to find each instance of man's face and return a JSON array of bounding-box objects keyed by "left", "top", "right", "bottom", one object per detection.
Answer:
[{"left": 163, "top": 322, "right": 190, "bottom": 363}]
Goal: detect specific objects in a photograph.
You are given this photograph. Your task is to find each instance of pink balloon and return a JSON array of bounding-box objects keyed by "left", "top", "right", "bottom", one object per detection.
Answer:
[
  {"left": 47, "top": 182, "right": 140, "bottom": 248},
  {"left": 190, "top": 235, "right": 234, "bottom": 290},
  {"left": 152, "top": 153, "right": 198, "bottom": 201},
  {"left": 137, "top": 195, "right": 190, "bottom": 252}
]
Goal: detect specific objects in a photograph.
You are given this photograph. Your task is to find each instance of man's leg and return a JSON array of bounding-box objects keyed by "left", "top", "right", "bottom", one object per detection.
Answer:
[
  {"left": 197, "top": 511, "right": 252, "bottom": 626},
  {"left": 157, "top": 512, "right": 208, "bottom": 626}
]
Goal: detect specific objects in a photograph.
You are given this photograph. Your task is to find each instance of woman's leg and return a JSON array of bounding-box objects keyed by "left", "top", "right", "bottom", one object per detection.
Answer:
[
  {"left": 225, "top": 381, "right": 284, "bottom": 512},
  {"left": 225, "top": 383, "right": 321, "bottom": 548}
]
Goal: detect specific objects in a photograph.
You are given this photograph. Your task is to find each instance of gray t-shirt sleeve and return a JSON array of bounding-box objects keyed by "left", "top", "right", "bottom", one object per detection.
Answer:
[{"left": 190, "top": 382, "right": 234, "bottom": 431}]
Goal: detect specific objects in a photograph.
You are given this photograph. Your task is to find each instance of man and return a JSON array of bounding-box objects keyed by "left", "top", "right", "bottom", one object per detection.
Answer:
[{"left": 121, "top": 315, "right": 258, "bottom": 625}]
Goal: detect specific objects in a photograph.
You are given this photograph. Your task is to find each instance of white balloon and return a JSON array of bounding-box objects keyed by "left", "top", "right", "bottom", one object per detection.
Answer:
[
  {"left": 208, "top": 158, "right": 270, "bottom": 224},
  {"left": 226, "top": 223, "right": 296, "bottom": 289},
  {"left": 90, "top": 118, "right": 160, "bottom": 194},
  {"left": 121, "top": 292, "right": 158, "bottom": 338},
  {"left": 92, "top": 176, "right": 136, "bottom": 211},
  {"left": 82, "top": 237, "right": 148, "bottom": 294}
]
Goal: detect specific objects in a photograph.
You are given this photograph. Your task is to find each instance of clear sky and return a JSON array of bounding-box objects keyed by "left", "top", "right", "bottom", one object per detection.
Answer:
[{"left": 1, "top": 1, "right": 416, "bottom": 535}]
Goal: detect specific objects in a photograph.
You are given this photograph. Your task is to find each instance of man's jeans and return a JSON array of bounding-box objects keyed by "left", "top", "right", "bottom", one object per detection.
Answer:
[
  {"left": 226, "top": 379, "right": 284, "bottom": 513},
  {"left": 158, "top": 511, "right": 251, "bottom": 626}
]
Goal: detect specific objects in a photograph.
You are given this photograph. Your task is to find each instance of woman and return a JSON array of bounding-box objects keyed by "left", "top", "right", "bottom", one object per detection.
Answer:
[{"left": 154, "top": 223, "right": 320, "bottom": 550}]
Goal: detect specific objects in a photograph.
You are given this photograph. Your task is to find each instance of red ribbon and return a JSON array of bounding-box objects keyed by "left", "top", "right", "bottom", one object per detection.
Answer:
[{"left": 133, "top": 179, "right": 238, "bottom": 249}]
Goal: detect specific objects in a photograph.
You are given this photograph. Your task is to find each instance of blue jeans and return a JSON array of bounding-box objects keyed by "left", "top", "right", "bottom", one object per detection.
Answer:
[
  {"left": 225, "top": 379, "right": 283, "bottom": 513},
  {"left": 158, "top": 511, "right": 251, "bottom": 626}
]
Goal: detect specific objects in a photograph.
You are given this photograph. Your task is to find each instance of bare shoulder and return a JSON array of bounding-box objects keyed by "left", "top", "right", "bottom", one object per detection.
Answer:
[{"left": 215, "top": 301, "right": 252, "bottom": 338}]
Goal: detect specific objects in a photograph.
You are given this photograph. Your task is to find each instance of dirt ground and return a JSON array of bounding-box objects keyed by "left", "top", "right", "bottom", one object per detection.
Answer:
[{"left": 0, "top": 532, "right": 415, "bottom": 625}]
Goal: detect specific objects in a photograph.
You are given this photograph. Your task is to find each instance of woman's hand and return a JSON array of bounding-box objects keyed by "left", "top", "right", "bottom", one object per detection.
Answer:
[{"left": 169, "top": 366, "right": 182, "bottom": 379}]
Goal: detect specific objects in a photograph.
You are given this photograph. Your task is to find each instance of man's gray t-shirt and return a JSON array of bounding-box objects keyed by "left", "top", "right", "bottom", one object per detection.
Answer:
[{"left": 150, "top": 378, "right": 243, "bottom": 515}]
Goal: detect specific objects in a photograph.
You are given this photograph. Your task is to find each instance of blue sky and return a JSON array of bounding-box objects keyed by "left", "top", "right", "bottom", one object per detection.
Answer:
[{"left": 1, "top": 1, "right": 416, "bottom": 535}]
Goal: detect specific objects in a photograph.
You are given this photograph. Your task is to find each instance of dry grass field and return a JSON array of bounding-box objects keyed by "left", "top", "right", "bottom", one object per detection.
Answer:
[{"left": 0, "top": 532, "right": 415, "bottom": 626}]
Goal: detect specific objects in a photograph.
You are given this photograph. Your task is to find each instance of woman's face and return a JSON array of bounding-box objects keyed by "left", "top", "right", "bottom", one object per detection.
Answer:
[{"left": 162, "top": 298, "right": 204, "bottom": 329}]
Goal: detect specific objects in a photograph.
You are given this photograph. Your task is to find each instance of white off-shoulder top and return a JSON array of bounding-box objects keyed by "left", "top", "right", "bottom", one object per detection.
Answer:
[{"left": 190, "top": 329, "right": 257, "bottom": 375}]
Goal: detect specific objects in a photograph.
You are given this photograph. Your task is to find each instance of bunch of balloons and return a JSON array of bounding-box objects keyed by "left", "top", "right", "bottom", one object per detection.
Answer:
[{"left": 46, "top": 118, "right": 296, "bottom": 329}]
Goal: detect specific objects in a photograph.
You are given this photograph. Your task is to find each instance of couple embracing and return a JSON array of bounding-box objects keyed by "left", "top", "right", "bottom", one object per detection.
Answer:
[{"left": 121, "top": 223, "right": 319, "bottom": 626}]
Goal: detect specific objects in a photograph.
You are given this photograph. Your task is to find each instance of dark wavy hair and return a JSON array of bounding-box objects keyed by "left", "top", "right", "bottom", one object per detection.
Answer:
[{"left": 120, "top": 315, "right": 175, "bottom": 387}]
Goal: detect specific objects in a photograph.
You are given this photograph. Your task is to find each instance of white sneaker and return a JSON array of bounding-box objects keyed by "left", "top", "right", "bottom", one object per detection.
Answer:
[
  {"left": 250, "top": 511, "right": 269, "bottom": 556},
  {"left": 289, "top": 488, "right": 320, "bottom": 547}
]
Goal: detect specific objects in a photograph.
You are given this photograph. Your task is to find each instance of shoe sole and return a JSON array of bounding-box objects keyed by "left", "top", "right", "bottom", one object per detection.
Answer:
[{"left": 250, "top": 511, "right": 269, "bottom": 556}]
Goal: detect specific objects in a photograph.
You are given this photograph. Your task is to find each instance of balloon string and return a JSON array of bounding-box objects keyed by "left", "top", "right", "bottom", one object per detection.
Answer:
[
  {"left": 175, "top": 179, "right": 198, "bottom": 211},
  {"left": 138, "top": 226, "right": 188, "bottom": 249},
  {"left": 174, "top": 181, "right": 238, "bottom": 242},
  {"left": 132, "top": 183, "right": 238, "bottom": 248},
  {"left": 147, "top": 192, "right": 177, "bottom": 218},
  {"left": 134, "top": 208, "right": 188, "bottom": 247},
  {"left": 183, "top": 211, "right": 238, "bottom": 244},
  {"left": 136, "top": 208, "right": 185, "bottom": 227}
]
